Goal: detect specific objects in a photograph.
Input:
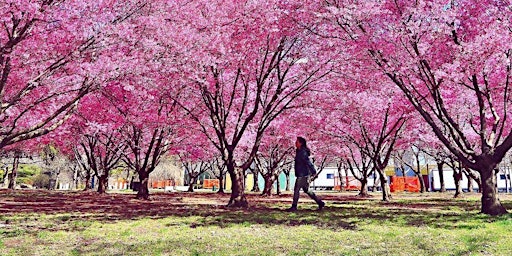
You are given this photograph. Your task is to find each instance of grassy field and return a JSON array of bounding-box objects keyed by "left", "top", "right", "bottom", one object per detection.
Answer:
[{"left": 1, "top": 190, "right": 511, "bottom": 256}]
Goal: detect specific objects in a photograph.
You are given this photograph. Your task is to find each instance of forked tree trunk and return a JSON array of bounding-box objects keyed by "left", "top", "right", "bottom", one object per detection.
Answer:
[
  {"left": 358, "top": 179, "right": 369, "bottom": 197},
  {"left": 227, "top": 164, "right": 248, "bottom": 207},
  {"left": 261, "top": 174, "right": 276, "bottom": 196},
  {"left": 188, "top": 176, "right": 198, "bottom": 192},
  {"left": 377, "top": 169, "right": 391, "bottom": 201},
  {"left": 479, "top": 165, "right": 507, "bottom": 215},
  {"left": 136, "top": 171, "right": 150, "bottom": 200},
  {"left": 97, "top": 174, "right": 109, "bottom": 194}
]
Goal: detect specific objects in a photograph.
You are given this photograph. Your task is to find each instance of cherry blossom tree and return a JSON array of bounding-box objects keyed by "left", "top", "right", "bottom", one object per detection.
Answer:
[
  {"left": 171, "top": 0, "right": 333, "bottom": 207},
  {"left": 255, "top": 128, "right": 294, "bottom": 197},
  {"left": 0, "top": 0, "right": 147, "bottom": 150},
  {"left": 318, "top": 0, "right": 512, "bottom": 215}
]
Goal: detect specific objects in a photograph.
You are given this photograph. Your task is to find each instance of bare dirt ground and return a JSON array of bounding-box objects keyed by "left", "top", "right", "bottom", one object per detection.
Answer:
[{"left": 1, "top": 189, "right": 511, "bottom": 221}]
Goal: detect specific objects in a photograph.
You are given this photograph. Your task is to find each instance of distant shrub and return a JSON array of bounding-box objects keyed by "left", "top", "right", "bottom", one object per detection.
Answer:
[{"left": 33, "top": 174, "right": 50, "bottom": 189}]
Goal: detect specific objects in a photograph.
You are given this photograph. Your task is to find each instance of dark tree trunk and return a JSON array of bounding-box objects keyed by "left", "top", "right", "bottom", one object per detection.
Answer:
[
  {"left": 453, "top": 169, "right": 464, "bottom": 198},
  {"left": 7, "top": 157, "right": 19, "bottom": 189},
  {"left": 227, "top": 163, "right": 248, "bottom": 208},
  {"left": 136, "top": 171, "right": 150, "bottom": 200},
  {"left": 83, "top": 170, "right": 93, "bottom": 191},
  {"left": 188, "top": 176, "right": 198, "bottom": 192},
  {"left": 437, "top": 162, "right": 446, "bottom": 192},
  {"left": 276, "top": 174, "right": 281, "bottom": 195},
  {"left": 252, "top": 170, "right": 260, "bottom": 192},
  {"left": 97, "top": 174, "right": 109, "bottom": 194},
  {"left": 1, "top": 167, "right": 8, "bottom": 185},
  {"left": 285, "top": 173, "right": 290, "bottom": 191},
  {"left": 415, "top": 158, "right": 426, "bottom": 193},
  {"left": 479, "top": 165, "right": 507, "bottom": 215},
  {"left": 217, "top": 173, "right": 225, "bottom": 194},
  {"left": 358, "top": 179, "right": 369, "bottom": 197},
  {"left": 416, "top": 172, "right": 426, "bottom": 193}
]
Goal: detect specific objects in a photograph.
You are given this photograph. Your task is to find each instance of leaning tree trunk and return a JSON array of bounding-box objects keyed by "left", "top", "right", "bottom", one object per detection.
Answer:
[
  {"left": 438, "top": 162, "right": 447, "bottom": 192},
  {"left": 7, "top": 157, "right": 19, "bottom": 189},
  {"left": 227, "top": 163, "right": 248, "bottom": 207},
  {"left": 415, "top": 172, "right": 426, "bottom": 193},
  {"left": 136, "top": 171, "right": 150, "bottom": 200},
  {"left": 467, "top": 173, "right": 474, "bottom": 193},
  {"left": 261, "top": 174, "right": 276, "bottom": 196},
  {"left": 377, "top": 169, "right": 391, "bottom": 201},
  {"left": 478, "top": 165, "right": 508, "bottom": 215}
]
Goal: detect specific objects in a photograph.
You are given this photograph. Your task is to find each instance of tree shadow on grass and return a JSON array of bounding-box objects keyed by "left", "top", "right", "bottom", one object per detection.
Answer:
[{"left": 0, "top": 189, "right": 510, "bottom": 234}]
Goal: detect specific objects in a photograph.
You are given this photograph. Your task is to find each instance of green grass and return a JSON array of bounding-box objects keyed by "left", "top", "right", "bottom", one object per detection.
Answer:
[{"left": 0, "top": 190, "right": 511, "bottom": 255}]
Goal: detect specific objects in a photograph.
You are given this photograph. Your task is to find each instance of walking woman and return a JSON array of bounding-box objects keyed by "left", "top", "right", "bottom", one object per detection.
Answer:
[{"left": 286, "top": 136, "right": 325, "bottom": 212}]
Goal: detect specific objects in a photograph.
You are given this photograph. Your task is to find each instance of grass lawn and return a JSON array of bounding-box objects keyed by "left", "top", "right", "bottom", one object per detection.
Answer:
[{"left": 1, "top": 189, "right": 511, "bottom": 256}]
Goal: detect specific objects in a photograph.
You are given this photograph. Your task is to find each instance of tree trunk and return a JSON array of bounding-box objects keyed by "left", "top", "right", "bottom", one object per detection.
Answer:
[
  {"left": 136, "top": 171, "right": 150, "bottom": 200},
  {"left": 217, "top": 174, "right": 225, "bottom": 194},
  {"left": 276, "top": 174, "right": 281, "bottom": 195},
  {"left": 261, "top": 174, "right": 275, "bottom": 196},
  {"left": 358, "top": 179, "right": 369, "bottom": 197},
  {"left": 97, "top": 174, "right": 109, "bottom": 194},
  {"left": 377, "top": 169, "right": 391, "bottom": 201},
  {"left": 8, "top": 157, "right": 19, "bottom": 189},
  {"left": 188, "top": 176, "right": 197, "bottom": 192},
  {"left": 467, "top": 172, "right": 474, "bottom": 193},
  {"left": 416, "top": 158, "right": 426, "bottom": 193},
  {"left": 416, "top": 172, "right": 426, "bottom": 193},
  {"left": 227, "top": 165, "right": 248, "bottom": 208},
  {"left": 437, "top": 162, "right": 446, "bottom": 192},
  {"left": 479, "top": 165, "right": 508, "bottom": 215},
  {"left": 1, "top": 167, "right": 9, "bottom": 186},
  {"left": 252, "top": 170, "right": 260, "bottom": 192},
  {"left": 453, "top": 169, "right": 464, "bottom": 198},
  {"left": 285, "top": 173, "right": 290, "bottom": 191},
  {"left": 83, "top": 171, "right": 93, "bottom": 191},
  {"left": 338, "top": 169, "right": 346, "bottom": 192}
]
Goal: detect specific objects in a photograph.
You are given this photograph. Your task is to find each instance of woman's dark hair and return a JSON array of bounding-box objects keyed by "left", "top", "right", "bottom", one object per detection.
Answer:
[
  {"left": 297, "top": 136, "right": 311, "bottom": 155},
  {"left": 297, "top": 136, "right": 308, "bottom": 148},
  {"left": 297, "top": 136, "right": 308, "bottom": 149}
]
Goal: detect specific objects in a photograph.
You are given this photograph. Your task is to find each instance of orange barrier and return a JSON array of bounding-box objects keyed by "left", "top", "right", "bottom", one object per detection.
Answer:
[
  {"left": 203, "top": 179, "right": 220, "bottom": 189},
  {"left": 390, "top": 176, "right": 420, "bottom": 192},
  {"left": 150, "top": 180, "right": 175, "bottom": 189},
  {"left": 334, "top": 177, "right": 362, "bottom": 191}
]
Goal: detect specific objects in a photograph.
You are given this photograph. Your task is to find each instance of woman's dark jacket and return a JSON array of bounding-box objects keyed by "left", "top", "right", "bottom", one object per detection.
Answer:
[{"left": 294, "top": 147, "right": 316, "bottom": 177}]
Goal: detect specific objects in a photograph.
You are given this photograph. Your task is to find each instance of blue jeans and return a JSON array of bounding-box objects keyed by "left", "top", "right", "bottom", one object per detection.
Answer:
[{"left": 292, "top": 176, "right": 323, "bottom": 208}]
